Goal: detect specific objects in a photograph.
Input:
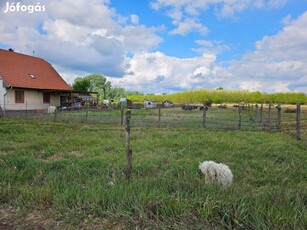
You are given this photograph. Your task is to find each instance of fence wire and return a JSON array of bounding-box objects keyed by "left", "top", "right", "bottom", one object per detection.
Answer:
[{"left": 1, "top": 104, "right": 307, "bottom": 142}]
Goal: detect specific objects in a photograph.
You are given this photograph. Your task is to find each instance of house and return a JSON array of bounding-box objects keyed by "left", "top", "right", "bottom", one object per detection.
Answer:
[
  {"left": 0, "top": 48, "right": 72, "bottom": 114},
  {"left": 144, "top": 99, "right": 158, "bottom": 109}
]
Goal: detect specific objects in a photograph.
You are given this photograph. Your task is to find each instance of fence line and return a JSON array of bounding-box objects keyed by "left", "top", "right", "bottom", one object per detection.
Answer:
[{"left": 1, "top": 103, "right": 306, "bottom": 142}]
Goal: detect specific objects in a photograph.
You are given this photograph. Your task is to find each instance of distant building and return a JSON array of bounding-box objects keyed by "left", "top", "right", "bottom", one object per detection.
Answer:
[
  {"left": 162, "top": 100, "right": 174, "bottom": 108},
  {"left": 144, "top": 99, "right": 158, "bottom": 108},
  {"left": 120, "top": 98, "right": 127, "bottom": 106}
]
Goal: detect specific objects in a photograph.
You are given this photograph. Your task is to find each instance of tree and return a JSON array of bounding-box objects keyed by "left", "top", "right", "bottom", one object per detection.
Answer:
[
  {"left": 72, "top": 73, "right": 126, "bottom": 101},
  {"left": 72, "top": 77, "right": 91, "bottom": 92},
  {"left": 109, "top": 87, "right": 127, "bottom": 99}
]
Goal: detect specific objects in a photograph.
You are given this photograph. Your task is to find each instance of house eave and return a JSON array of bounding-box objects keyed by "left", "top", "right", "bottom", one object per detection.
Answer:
[{"left": 7, "top": 85, "right": 72, "bottom": 92}]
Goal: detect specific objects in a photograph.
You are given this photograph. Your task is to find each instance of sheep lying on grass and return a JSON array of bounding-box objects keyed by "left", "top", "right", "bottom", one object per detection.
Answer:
[{"left": 199, "top": 161, "right": 233, "bottom": 187}]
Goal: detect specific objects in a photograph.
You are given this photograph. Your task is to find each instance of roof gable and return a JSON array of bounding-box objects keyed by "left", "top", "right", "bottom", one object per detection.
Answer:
[{"left": 0, "top": 49, "right": 72, "bottom": 91}]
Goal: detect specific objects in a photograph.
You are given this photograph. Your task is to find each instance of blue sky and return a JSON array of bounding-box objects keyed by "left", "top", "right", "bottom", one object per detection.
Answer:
[{"left": 1, "top": 0, "right": 307, "bottom": 93}]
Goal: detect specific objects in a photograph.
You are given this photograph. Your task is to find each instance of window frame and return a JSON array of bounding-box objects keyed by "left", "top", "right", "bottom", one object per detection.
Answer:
[
  {"left": 43, "top": 92, "right": 51, "bottom": 104},
  {"left": 15, "top": 90, "right": 25, "bottom": 103}
]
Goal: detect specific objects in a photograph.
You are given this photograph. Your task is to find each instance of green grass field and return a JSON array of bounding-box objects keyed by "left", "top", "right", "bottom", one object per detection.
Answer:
[{"left": 0, "top": 115, "right": 306, "bottom": 229}]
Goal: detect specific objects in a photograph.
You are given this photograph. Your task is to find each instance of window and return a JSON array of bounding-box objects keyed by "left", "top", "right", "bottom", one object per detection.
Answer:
[
  {"left": 43, "top": 92, "right": 50, "bottom": 104},
  {"left": 15, "top": 91, "right": 24, "bottom": 103}
]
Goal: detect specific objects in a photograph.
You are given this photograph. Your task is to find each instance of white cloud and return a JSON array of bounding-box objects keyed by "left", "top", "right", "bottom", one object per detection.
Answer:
[
  {"left": 281, "top": 14, "right": 292, "bottom": 26},
  {"left": 130, "top": 14, "right": 139, "bottom": 25},
  {"left": 220, "top": 11, "right": 307, "bottom": 92},
  {"left": 169, "top": 18, "right": 208, "bottom": 35},
  {"left": 0, "top": 0, "right": 163, "bottom": 77},
  {"left": 110, "top": 51, "right": 221, "bottom": 93},
  {"left": 267, "top": 0, "right": 288, "bottom": 8},
  {"left": 110, "top": 10, "right": 307, "bottom": 94},
  {"left": 239, "top": 81, "right": 263, "bottom": 92},
  {"left": 194, "top": 40, "right": 231, "bottom": 55},
  {"left": 122, "top": 25, "right": 163, "bottom": 53},
  {"left": 151, "top": 0, "right": 288, "bottom": 35}
]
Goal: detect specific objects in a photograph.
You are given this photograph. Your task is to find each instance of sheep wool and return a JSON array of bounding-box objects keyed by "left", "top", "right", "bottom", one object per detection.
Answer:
[{"left": 199, "top": 161, "right": 233, "bottom": 187}]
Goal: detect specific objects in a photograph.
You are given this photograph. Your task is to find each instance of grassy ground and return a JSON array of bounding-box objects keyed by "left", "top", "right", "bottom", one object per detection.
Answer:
[{"left": 0, "top": 118, "right": 306, "bottom": 229}]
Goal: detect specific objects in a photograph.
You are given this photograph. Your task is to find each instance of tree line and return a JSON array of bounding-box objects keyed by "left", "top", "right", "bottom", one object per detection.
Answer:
[
  {"left": 128, "top": 89, "right": 307, "bottom": 104},
  {"left": 72, "top": 74, "right": 307, "bottom": 105}
]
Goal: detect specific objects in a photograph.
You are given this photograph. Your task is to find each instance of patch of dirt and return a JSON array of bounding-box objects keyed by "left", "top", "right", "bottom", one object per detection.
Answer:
[
  {"left": 0, "top": 207, "right": 63, "bottom": 230},
  {"left": 0, "top": 223, "right": 14, "bottom": 230},
  {"left": 0, "top": 206, "right": 127, "bottom": 230},
  {"left": 41, "top": 154, "right": 63, "bottom": 162},
  {"left": 69, "top": 151, "right": 83, "bottom": 158}
]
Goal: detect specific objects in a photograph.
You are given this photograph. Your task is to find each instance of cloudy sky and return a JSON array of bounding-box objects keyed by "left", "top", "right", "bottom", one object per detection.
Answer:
[{"left": 1, "top": 0, "right": 307, "bottom": 94}]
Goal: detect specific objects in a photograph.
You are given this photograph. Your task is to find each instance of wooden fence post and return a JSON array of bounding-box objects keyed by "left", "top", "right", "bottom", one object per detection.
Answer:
[
  {"left": 260, "top": 104, "right": 263, "bottom": 125},
  {"left": 26, "top": 101, "right": 28, "bottom": 118},
  {"left": 158, "top": 107, "right": 161, "bottom": 127},
  {"left": 125, "top": 110, "right": 133, "bottom": 180},
  {"left": 238, "top": 106, "right": 242, "bottom": 130},
  {"left": 85, "top": 103, "right": 89, "bottom": 122},
  {"left": 120, "top": 109, "right": 124, "bottom": 127},
  {"left": 255, "top": 104, "right": 259, "bottom": 123},
  {"left": 268, "top": 103, "right": 272, "bottom": 129},
  {"left": 296, "top": 103, "right": 301, "bottom": 141},
  {"left": 277, "top": 104, "right": 282, "bottom": 130},
  {"left": 54, "top": 109, "right": 57, "bottom": 122},
  {"left": 202, "top": 106, "right": 208, "bottom": 128},
  {"left": 0, "top": 105, "right": 3, "bottom": 118}
]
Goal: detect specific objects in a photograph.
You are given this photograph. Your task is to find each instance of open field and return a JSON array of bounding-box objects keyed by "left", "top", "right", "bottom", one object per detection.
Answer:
[{"left": 0, "top": 116, "right": 306, "bottom": 229}]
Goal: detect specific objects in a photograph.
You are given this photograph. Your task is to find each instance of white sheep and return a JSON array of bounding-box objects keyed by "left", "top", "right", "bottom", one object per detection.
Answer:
[{"left": 199, "top": 161, "right": 233, "bottom": 187}]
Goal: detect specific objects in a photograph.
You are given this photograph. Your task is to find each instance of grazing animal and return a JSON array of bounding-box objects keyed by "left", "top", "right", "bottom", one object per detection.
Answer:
[{"left": 199, "top": 161, "right": 233, "bottom": 187}]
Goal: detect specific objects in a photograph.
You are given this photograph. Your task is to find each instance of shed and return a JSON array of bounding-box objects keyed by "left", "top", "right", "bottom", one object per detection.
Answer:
[
  {"left": 144, "top": 99, "right": 158, "bottom": 109},
  {"left": 162, "top": 100, "right": 174, "bottom": 108}
]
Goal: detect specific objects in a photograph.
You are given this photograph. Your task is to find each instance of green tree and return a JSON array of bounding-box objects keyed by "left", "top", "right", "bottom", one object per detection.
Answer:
[
  {"left": 109, "top": 87, "right": 127, "bottom": 99},
  {"left": 72, "top": 73, "right": 127, "bottom": 101},
  {"left": 72, "top": 77, "right": 91, "bottom": 92},
  {"left": 86, "top": 74, "right": 109, "bottom": 99}
]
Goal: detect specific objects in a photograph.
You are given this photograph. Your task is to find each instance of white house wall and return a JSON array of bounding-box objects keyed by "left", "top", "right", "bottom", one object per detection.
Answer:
[
  {"left": 4, "top": 89, "right": 60, "bottom": 111},
  {"left": 0, "top": 79, "right": 5, "bottom": 109}
]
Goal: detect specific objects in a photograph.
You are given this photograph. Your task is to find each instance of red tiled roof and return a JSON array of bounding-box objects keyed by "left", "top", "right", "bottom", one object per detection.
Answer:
[{"left": 0, "top": 49, "right": 72, "bottom": 91}]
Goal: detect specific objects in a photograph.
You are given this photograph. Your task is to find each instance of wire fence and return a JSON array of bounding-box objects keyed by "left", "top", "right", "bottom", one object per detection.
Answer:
[{"left": 0, "top": 103, "right": 306, "bottom": 142}]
